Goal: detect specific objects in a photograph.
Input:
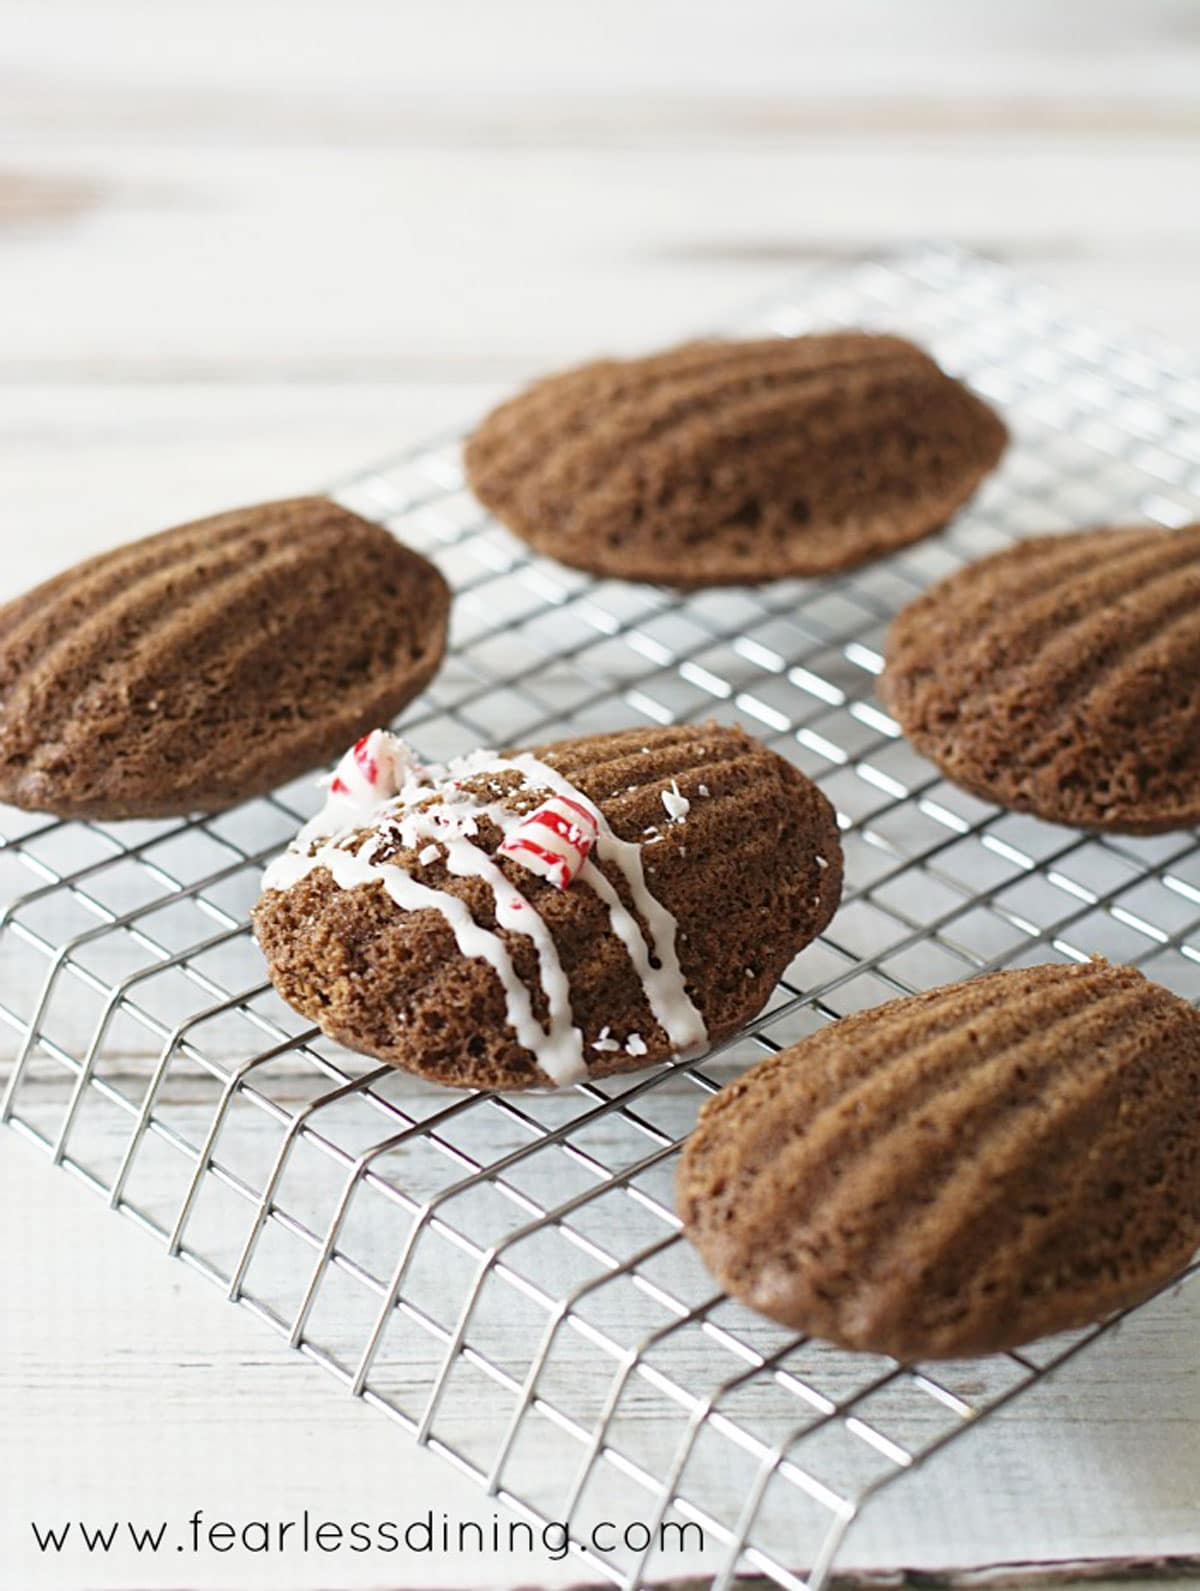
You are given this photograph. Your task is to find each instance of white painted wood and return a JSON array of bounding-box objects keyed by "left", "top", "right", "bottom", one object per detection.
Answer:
[
  {"left": 5, "top": 142, "right": 1200, "bottom": 381},
  {"left": 5, "top": 0, "right": 1200, "bottom": 112},
  {"left": 3, "top": 2, "right": 1200, "bottom": 1583},
  {"left": 0, "top": 383, "right": 500, "bottom": 591}
]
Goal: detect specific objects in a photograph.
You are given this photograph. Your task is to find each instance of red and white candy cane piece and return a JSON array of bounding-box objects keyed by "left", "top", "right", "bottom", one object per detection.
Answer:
[
  {"left": 499, "top": 795, "right": 598, "bottom": 890},
  {"left": 329, "top": 729, "right": 413, "bottom": 803}
]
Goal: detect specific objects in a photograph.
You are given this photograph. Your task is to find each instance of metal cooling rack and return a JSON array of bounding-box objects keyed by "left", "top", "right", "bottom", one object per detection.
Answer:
[{"left": 3, "top": 243, "right": 1200, "bottom": 1590}]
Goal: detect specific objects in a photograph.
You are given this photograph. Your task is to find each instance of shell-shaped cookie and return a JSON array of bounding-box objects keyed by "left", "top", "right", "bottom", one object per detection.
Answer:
[
  {"left": 253, "top": 723, "right": 843, "bottom": 1090},
  {"left": 464, "top": 333, "right": 1007, "bottom": 586},
  {"left": 678, "top": 960, "right": 1200, "bottom": 1359},
  {"left": 881, "top": 524, "right": 1200, "bottom": 833},
  {"left": 0, "top": 498, "right": 449, "bottom": 818}
]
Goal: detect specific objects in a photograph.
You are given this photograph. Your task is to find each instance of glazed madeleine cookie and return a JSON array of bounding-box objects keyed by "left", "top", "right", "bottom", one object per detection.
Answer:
[
  {"left": 0, "top": 498, "right": 449, "bottom": 819},
  {"left": 678, "top": 960, "right": 1200, "bottom": 1360},
  {"left": 253, "top": 722, "right": 843, "bottom": 1090},
  {"left": 881, "top": 524, "right": 1200, "bottom": 833},
  {"left": 464, "top": 332, "right": 1006, "bottom": 587}
]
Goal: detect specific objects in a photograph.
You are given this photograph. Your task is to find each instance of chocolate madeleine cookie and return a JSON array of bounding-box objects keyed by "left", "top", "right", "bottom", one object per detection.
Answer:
[
  {"left": 464, "top": 332, "right": 1006, "bottom": 586},
  {"left": 678, "top": 960, "right": 1200, "bottom": 1360},
  {"left": 882, "top": 524, "right": 1200, "bottom": 833},
  {"left": 0, "top": 497, "right": 449, "bottom": 819},
  {"left": 254, "top": 722, "right": 843, "bottom": 1089}
]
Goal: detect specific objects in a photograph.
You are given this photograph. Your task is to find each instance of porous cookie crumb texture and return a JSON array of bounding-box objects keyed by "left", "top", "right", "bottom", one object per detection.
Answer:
[
  {"left": 0, "top": 496, "right": 450, "bottom": 818},
  {"left": 882, "top": 523, "right": 1200, "bottom": 833},
  {"left": 253, "top": 723, "right": 844, "bottom": 1091},
  {"left": 678, "top": 959, "right": 1200, "bottom": 1360},
  {"left": 464, "top": 331, "right": 1007, "bottom": 587}
]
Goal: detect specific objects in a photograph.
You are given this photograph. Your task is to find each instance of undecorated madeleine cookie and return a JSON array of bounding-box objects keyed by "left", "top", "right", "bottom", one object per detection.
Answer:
[
  {"left": 881, "top": 524, "right": 1200, "bottom": 834},
  {"left": 0, "top": 497, "right": 449, "bottom": 819},
  {"left": 678, "top": 960, "right": 1200, "bottom": 1359},
  {"left": 464, "top": 332, "right": 1006, "bottom": 586},
  {"left": 253, "top": 722, "right": 843, "bottom": 1090}
]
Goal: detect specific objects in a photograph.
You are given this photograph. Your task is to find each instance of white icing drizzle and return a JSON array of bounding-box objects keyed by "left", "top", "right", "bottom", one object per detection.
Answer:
[
  {"left": 261, "top": 735, "right": 708, "bottom": 1084},
  {"left": 266, "top": 831, "right": 584, "bottom": 1079},
  {"left": 459, "top": 750, "right": 706, "bottom": 1053},
  {"left": 401, "top": 798, "right": 584, "bottom": 1082}
]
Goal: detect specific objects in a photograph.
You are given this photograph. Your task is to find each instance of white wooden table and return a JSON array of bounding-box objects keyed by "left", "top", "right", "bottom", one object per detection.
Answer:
[{"left": 3, "top": 4, "right": 1200, "bottom": 1586}]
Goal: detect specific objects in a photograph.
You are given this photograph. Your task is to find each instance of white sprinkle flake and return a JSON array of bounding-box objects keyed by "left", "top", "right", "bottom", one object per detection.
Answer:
[
  {"left": 698, "top": 784, "right": 710, "bottom": 797},
  {"left": 625, "top": 1033, "right": 648, "bottom": 1057},
  {"left": 816, "top": 855, "right": 828, "bottom": 869},
  {"left": 662, "top": 780, "right": 690, "bottom": 823},
  {"left": 592, "top": 1025, "right": 620, "bottom": 1053},
  {"left": 418, "top": 844, "right": 440, "bottom": 865}
]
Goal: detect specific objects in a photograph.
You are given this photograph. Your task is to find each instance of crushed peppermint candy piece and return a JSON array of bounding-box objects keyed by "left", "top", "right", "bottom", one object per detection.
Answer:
[
  {"left": 661, "top": 780, "right": 690, "bottom": 823},
  {"left": 698, "top": 783, "right": 710, "bottom": 797},
  {"left": 418, "top": 843, "right": 440, "bottom": 865},
  {"left": 625, "top": 1033, "right": 648, "bottom": 1057},
  {"left": 328, "top": 729, "right": 420, "bottom": 806},
  {"left": 499, "top": 793, "right": 598, "bottom": 890},
  {"left": 592, "top": 1025, "right": 620, "bottom": 1053}
]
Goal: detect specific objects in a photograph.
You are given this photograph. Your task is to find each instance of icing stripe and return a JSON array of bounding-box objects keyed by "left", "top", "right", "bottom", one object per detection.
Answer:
[
  {"left": 402, "top": 803, "right": 585, "bottom": 1081},
  {"left": 464, "top": 752, "right": 708, "bottom": 1052}
]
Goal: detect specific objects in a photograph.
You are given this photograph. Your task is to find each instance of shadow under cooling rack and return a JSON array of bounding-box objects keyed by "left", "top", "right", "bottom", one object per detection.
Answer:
[{"left": 3, "top": 244, "right": 1200, "bottom": 1590}]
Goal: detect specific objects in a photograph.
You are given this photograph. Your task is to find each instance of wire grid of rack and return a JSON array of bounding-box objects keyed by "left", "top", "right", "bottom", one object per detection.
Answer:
[{"left": 3, "top": 243, "right": 1200, "bottom": 1590}]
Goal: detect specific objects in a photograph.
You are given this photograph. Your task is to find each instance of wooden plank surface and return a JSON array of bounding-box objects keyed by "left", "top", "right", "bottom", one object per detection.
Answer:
[{"left": 3, "top": 3, "right": 1200, "bottom": 1586}]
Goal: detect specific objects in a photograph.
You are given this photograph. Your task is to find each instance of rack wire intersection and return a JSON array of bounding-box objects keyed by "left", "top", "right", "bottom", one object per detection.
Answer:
[{"left": 3, "top": 244, "right": 1200, "bottom": 1589}]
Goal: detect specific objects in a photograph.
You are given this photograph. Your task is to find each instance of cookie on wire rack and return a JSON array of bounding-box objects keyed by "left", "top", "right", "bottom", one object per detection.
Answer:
[
  {"left": 0, "top": 497, "right": 450, "bottom": 820},
  {"left": 678, "top": 959, "right": 1200, "bottom": 1360},
  {"left": 253, "top": 722, "right": 843, "bottom": 1090},
  {"left": 464, "top": 331, "right": 1006, "bottom": 587},
  {"left": 881, "top": 523, "right": 1200, "bottom": 834}
]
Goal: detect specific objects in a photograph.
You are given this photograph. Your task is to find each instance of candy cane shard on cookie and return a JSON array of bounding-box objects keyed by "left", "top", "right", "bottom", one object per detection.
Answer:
[
  {"left": 328, "top": 728, "right": 408, "bottom": 800},
  {"left": 498, "top": 794, "right": 598, "bottom": 889},
  {"left": 260, "top": 731, "right": 708, "bottom": 1085}
]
